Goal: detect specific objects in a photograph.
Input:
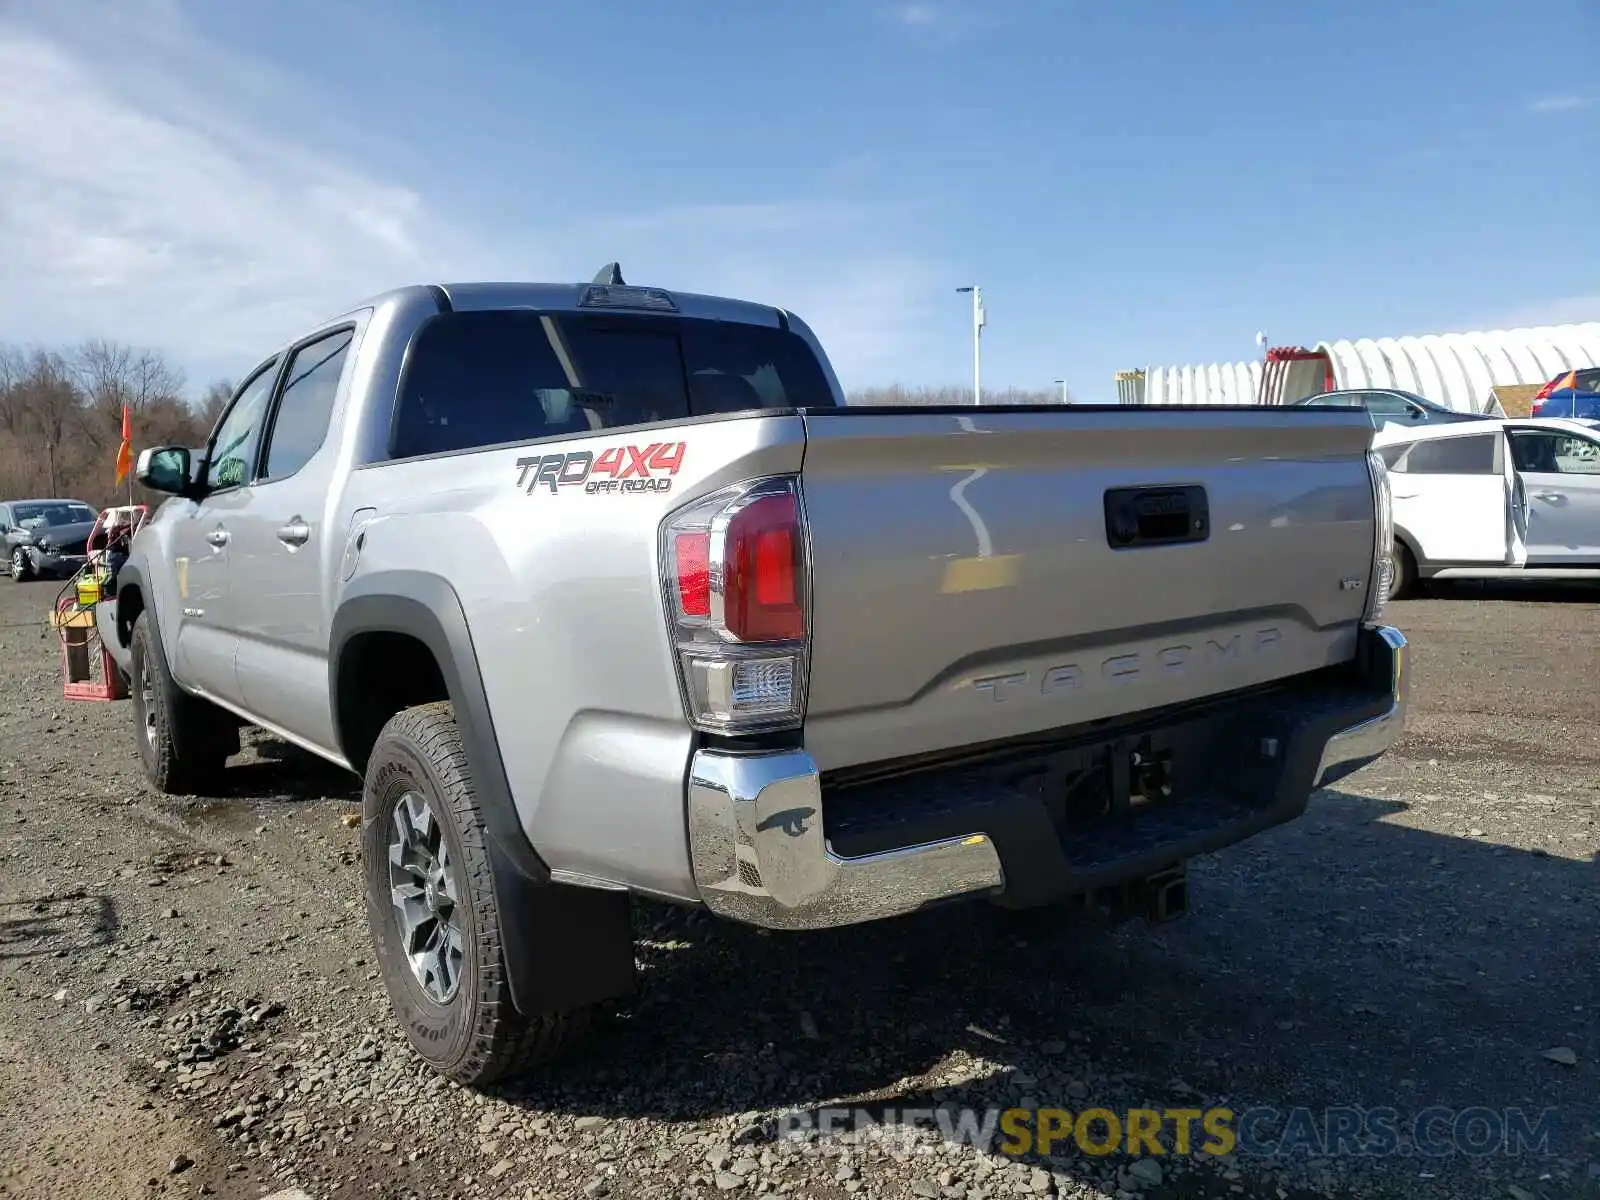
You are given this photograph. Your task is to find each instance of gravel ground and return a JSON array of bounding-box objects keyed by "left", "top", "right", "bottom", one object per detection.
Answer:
[{"left": 0, "top": 578, "right": 1595, "bottom": 1200}]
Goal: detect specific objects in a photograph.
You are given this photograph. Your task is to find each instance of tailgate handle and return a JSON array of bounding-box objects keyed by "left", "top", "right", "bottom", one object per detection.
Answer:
[{"left": 1104, "top": 485, "right": 1209, "bottom": 549}]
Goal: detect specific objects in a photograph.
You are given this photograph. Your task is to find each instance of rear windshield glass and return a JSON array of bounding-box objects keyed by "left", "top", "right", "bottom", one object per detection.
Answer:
[{"left": 392, "top": 310, "right": 835, "bottom": 458}]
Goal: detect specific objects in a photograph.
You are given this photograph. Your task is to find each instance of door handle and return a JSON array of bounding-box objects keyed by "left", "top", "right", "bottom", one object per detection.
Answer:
[
  {"left": 1534, "top": 491, "right": 1562, "bottom": 502},
  {"left": 206, "top": 527, "right": 230, "bottom": 547},
  {"left": 277, "top": 518, "right": 311, "bottom": 547}
]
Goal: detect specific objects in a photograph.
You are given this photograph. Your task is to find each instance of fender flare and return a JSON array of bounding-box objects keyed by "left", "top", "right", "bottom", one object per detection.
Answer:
[
  {"left": 330, "top": 570, "right": 635, "bottom": 1015},
  {"left": 113, "top": 560, "right": 156, "bottom": 650},
  {"left": 330, "top": 570, "right": 547, "bottom": 883}
]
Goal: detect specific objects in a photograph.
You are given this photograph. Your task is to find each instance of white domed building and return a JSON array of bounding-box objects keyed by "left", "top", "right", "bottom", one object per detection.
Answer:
[{"left": 1116, "top": 321, "right": 1600, "bottom": 414}]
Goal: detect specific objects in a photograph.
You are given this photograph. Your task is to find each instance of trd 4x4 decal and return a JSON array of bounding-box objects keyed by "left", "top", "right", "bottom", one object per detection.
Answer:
[{"left": 515, "top": 441, "right": 686, "bottom": 496}]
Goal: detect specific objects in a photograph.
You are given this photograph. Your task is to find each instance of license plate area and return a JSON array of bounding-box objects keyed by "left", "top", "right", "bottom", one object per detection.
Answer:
[{"left": 1012, "top": 719, "right": 1245, "bottom": 838}]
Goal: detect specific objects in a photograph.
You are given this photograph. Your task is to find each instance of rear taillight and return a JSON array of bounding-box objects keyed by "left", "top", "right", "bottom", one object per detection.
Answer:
[
  {"left": 660, "top": 476, "right": 809, "bottom": 734},
  {"left": 674, "top": 532, "right": 711, "bottom": 617},
  {"left": 1364, "top": 449, "right": 1394, "bottom": 622}
]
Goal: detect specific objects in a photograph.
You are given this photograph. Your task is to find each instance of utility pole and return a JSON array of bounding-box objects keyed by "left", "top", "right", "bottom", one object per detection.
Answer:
[{"left": 956, "top": 286, "right": 984, "bottom": 404}]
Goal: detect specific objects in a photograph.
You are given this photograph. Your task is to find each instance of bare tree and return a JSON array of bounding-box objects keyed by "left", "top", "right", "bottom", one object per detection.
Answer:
[
  {"left": 72, "top": 339, "right": 188, "bottom": 452},
  {"left": 0, "top": 345, "right": 25, "bottom": 437},
  {"left": 197, "top": 379, "right": 233, "bottom": 431},
  {"left": 11, "top": 349, "right": 84, "bottom": 497},
  {"left": 0, "top": 339, "right": 216, "bottom": 507}
]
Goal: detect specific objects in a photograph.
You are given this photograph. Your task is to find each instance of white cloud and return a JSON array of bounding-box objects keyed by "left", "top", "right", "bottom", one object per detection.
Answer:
[
  {"left": 0, "top": 2, "right": 949, "bottom": 389},
  {"left": 0, "top": 18, "right": 485, "bottom": 370},
  {"left": 895, "top": 4, "right": 944, "bottom": 26},
  {"left": 884, "top": 1, "right": 995, "bottom": 43},
  {"left": 1527, "top": 94, "right": 1592, "bottom": 113}
]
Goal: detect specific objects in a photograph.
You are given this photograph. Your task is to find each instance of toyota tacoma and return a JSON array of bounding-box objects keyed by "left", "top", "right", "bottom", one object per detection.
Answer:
[{"left": 101, "top": 267, "right": 1409, "bottom": 1086}]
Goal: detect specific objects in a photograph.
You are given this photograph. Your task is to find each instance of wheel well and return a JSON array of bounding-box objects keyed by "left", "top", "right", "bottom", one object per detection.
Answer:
[
  {"left": 336, "top": 631, "right": 448, "bottom": 775},
  {"left": 116, "top": 585, "right": 145, "bottom": 647}
]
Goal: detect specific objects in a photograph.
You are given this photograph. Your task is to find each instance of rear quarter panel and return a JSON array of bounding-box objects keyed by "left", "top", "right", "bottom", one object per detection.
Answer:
[{"left": 339, "top": 414, "right": 807, "bottom": 900}]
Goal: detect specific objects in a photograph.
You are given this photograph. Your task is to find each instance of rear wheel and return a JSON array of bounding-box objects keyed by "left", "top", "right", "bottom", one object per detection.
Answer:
[
  {"left": 130, "top": 611, "right": 236, "bottom": 793},
  {"left": 1387, "top": 541, "right": 1417, "bottom": 601},
  {"left": 362, "top": 702, "right": 592, "bottom": 1086}
]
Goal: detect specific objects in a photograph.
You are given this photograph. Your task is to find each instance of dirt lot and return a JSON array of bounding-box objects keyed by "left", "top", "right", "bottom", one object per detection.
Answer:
[{"left": 0, "top": 579, "right": 1594, "bottom": 1200}]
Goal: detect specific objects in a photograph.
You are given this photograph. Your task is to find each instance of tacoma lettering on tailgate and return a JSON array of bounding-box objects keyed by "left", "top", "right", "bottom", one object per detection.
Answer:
[{"left": 971, "top": 627, "right": 1282, "bottom": 704}]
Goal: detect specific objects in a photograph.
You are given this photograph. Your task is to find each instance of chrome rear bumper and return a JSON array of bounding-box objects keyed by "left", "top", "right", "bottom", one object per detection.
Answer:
[
  {"left": 687, "top": 750, "right": 1004, "bottom": 930},
  {"left": 688, "top": 623, "right": 1408, "bottom": 931},
  {"left": 1312, "top": 624, "right": 1409, "bottom": 790}
]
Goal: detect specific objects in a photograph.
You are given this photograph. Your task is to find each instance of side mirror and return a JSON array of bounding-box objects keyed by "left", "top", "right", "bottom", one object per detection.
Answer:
[{"left": 136, "top": 446, "right": 194, "bottom": 495}]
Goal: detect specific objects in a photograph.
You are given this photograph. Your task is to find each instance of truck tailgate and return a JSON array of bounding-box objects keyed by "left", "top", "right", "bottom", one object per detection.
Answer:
[{"left": 797, "top": 407, "right": 1379, "bottom": 771}]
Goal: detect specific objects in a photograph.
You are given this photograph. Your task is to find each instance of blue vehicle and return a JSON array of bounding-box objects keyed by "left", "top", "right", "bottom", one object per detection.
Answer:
[{"left": 1530, "top": 367, "right": 1600, "bottom": 419}]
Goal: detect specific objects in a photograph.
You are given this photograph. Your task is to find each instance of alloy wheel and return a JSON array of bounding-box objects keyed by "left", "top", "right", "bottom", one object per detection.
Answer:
[
  {"left": 136, "top": 652, "right": 158, "bottom": 749},
  {"left": 387, "top": 790, "right": 465, "bottom": 1004}
]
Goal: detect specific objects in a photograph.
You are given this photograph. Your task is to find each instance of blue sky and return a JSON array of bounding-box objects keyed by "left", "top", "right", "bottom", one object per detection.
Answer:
[{"left": 2, "top": 0, "right": 1596, "bottom": 402}]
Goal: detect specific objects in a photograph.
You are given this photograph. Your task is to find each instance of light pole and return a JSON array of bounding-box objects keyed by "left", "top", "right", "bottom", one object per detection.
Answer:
[
  {"left": 1053, "top": 378, "right": 1069, "bottom": 404},
  {"left": 956, "top": 285, "right": 984, "bottom": 405}
]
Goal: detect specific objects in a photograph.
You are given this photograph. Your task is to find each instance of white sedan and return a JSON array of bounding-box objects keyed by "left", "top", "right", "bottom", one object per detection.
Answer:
[{"left": 1371, "top": 416, "right": 1600, "bottom": 597}]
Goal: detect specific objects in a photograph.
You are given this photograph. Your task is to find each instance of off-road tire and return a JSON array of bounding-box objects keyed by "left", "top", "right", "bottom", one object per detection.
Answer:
[
  {"left": 9, "top": 546, "right": 33, "bottom": 582},
  {"left": 362, "top": 701, "right": 592, "bottom": 1086},
  {"left": 129, "top": 610, "right": 236, "bottom": 793}
]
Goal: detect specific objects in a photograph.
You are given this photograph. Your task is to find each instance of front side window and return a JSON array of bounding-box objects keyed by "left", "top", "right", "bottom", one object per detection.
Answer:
[
  {"left": 261, "top": 329, "right": 353, "bottom": 480},
  {"left": 1509, "top": 430, "right": 1600, "bottom": 475},
  {"left": 1402, "top": 433, "right": 1498, "bottom": 475},
  {"left": 206, "top": 360, "right": 279, "bottom": 490},
  {"left": 392, "top": 310, "right": 834, "bottom": 458}
]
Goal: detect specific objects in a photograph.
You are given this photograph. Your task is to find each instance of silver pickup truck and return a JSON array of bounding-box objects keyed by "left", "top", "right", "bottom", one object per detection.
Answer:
[{"left": 102, "top": 267, "right": 1409, "bottom": 1087}]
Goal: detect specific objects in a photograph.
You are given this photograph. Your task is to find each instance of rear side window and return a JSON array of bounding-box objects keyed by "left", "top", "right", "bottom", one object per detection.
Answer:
[
  {"left": 1362, "top": 392, "right": 1418, "bottom": 417},
  {"left": 1400, "top": 433, "right": 1497, "bottom": 475},
  {"left": 261, "top": 328, "right": 353, "bottom": 481},
  {"left": 392, "top": 310, "right": 835, "bottom": 458}
]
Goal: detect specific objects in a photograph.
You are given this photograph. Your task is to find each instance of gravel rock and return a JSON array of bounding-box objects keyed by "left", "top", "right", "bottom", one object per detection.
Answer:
[
  {"left": 0, "top": 556, "right": 1596, "bottom": 1200},
  {"left": 1126, "top": 1158, "right": 1162, "bottom": 1187}
]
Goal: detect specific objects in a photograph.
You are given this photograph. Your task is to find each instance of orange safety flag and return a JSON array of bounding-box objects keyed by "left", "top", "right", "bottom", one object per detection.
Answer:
[{"left": 114, "top": 403, "right": 133, "bottom": 486}]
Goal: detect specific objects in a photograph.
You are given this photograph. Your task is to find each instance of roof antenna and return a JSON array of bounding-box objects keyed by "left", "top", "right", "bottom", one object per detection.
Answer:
[{"left": 592, "top": 262, "right": 625, "bottom": 286}]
